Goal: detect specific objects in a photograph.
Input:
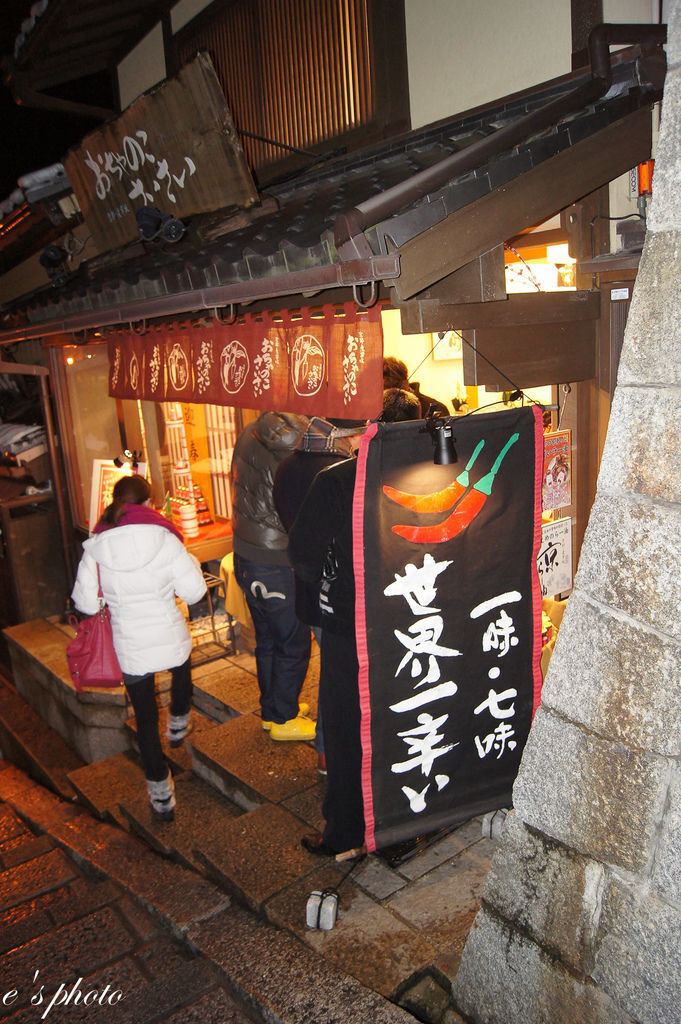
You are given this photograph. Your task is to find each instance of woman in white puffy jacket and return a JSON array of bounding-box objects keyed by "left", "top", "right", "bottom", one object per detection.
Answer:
[{"left": 71, "top": 474, "right": 206, "bottom": 819}]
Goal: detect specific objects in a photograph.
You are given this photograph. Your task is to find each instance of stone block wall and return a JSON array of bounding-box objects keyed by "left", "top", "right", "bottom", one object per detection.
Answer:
[{"left": 452, "top": 7, "right": 681, "bottom": 1022}]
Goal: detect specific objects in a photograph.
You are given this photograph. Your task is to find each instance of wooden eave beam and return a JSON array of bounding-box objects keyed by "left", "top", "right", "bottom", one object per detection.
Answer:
[
  {"left": 398, "top": 289, "right": 600, "bottom": 335},
  {"left": 393, "top": 105, "right": 652, "bottom": 300}
]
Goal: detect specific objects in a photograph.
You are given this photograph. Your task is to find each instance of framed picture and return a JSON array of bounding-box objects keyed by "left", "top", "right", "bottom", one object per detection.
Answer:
[
  {"left": 432, "top": 331, "right": 463, "bottom": 360},
  {"left": 88, "top": 460, "right": 147, "bottom": 534}
]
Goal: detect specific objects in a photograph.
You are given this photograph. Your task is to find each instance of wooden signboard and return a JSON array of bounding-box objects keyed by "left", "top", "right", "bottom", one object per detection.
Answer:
[{"left": 64, "top": 53, "right": 259, "bottom": 252}]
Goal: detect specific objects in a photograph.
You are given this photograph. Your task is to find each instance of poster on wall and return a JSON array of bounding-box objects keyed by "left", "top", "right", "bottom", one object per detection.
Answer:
[
  {"left": 88, "top": 460, "right": 147, "bottom": 534},
  {"left": 542, "top": 429, "right": 572, "bottom": 510},
  {"left": 355, "top": 406, "right": 543, "bottom": 851},
  {"left": 537, "top": 517, "right": 572, "bottom": 598},
  {"left": 432, "top": 331, "right": 463, "bottom": 360}
]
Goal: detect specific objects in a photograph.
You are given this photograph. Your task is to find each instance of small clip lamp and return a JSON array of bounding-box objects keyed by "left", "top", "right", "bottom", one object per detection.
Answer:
[{"left": 423, "top": 405, "right": 457, "bottom": 465}]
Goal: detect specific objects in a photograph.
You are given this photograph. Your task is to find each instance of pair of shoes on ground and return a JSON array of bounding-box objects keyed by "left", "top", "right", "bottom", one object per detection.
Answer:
[
  {"left": 166, "top": 711, "right": 192, "bottom": 748},
  {"left": 301, "top": 832, "right": 337, "bottom": 856},
  {"left": 301, "top": 832, "right": 365, "bottom": 860},
  {"left": 146, "top": 773, "right": 175, "bottom": 821},
  {"left": 262, "top": 702, "right": 309, "bottom": 731},
  {"left": 263, "top": 703, "right": 316, "bottom": 742}
]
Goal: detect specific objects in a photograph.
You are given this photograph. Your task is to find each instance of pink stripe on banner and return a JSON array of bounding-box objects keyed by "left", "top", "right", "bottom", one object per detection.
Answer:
[
  {"left": 530, "top": 404, "right": 544, "bottom": 716},
  {"left": 353, "top": 421, "right": 379, "bottom": 852}
]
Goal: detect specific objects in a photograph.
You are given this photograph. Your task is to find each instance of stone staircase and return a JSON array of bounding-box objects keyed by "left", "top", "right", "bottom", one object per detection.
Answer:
[
  {"left": 49, "top": 639, "right": 328, "bottom": 910},
  {"left": 0, "top": 632, "right": 490, "bottom": 1019}
]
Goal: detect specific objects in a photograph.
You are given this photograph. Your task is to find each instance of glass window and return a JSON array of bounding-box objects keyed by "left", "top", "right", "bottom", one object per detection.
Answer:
[{"left": 50, "top": 342, "right": 124, "bottom": 530}]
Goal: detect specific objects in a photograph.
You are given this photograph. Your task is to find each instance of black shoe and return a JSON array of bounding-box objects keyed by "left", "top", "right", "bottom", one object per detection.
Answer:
[
  {"left": 301, "top": 833, "right": 337, "bottom": 856},
  {"left": 152, "top": 806, "right": 175, "bottom": 822}
]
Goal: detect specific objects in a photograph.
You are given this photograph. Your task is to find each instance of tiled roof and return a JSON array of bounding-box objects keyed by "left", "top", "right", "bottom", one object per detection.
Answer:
[{"left": 0, "top": 39, "right": 665, "bottom": 342}]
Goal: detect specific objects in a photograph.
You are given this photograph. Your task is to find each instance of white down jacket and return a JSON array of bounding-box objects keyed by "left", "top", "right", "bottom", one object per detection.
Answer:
[{"left": 71, "top": 523, "right": 207, "bottom": 676}]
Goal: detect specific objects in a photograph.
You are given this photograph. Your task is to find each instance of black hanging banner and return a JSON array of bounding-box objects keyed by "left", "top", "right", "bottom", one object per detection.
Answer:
[{"left": 354, "top": 406, "right": 543, "bottom": 852}]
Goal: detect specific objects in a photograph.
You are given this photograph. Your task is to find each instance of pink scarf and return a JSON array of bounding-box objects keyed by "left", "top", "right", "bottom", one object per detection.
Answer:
[{"left": 94, "top": 503, "right": 184, "bottom": 542}]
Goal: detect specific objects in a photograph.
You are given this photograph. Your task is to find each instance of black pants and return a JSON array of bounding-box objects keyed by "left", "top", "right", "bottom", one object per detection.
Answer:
[
  {"left": 320, "top": 631, "right": 364, "bottom": 852},
  {"left": 123, "top": 657, "right": 192, "bottom": 781}
]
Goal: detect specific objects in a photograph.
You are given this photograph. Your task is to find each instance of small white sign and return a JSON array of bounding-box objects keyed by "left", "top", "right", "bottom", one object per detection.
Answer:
[
  {"left": 629, "top": 167, "right": 639, "bottom": 200},
  {"left": 538, "top": 517, "right": 572, "bottom": 598},
  {"left": 611, "top": 288, "right": 630, "bottom": 301}
]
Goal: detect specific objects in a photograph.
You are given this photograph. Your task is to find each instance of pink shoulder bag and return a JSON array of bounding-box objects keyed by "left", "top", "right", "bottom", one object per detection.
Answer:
[{"left": 67, "top": 565, "right": 123, "bottom": 690}]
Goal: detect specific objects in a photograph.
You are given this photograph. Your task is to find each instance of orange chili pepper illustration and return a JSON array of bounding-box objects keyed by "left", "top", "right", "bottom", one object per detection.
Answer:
[
  {"left": 382, "top": 440, "right": 485, "bottom": 512},
  {"left": 391, "top": 433, "right": 519, "bottom": 544}
]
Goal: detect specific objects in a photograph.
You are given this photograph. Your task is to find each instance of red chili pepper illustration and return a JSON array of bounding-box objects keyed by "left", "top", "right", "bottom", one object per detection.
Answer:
[
  {"left": 392, "top": 433, "right": 519, "bottom": 544},
  {"left": 383, "top": 440, "right": 485, "bottom": 512}
]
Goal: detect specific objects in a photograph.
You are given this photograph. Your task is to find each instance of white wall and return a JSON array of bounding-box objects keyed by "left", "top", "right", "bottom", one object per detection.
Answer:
[
  {"left": 603, "top": 0, "right": 658, "bottom": 21},
  {"left": 117, "top": 0, "right": 211, "bottom": 109},
  {"left": 115, "top": 0, "right": 660, "bottom": 255},
  {"left": 405, "top": 0, "right": 572, "bottom": 130},
  {"left": 118, "top": 0, "right": 660, "bottom": 126},
  {"left": 405, "top": 0, "right": 657, "bottom": 132},
  {"left": 117, "top": 23, "right": 166, "bottom": 111},
  {"left": 171, "top": 0, "right": 211, "bottom": 33}
]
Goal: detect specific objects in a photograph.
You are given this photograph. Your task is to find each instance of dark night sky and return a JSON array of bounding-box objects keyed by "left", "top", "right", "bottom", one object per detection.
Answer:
[{"left": 0, "top": 1, "right": 100, "bottom": 201}]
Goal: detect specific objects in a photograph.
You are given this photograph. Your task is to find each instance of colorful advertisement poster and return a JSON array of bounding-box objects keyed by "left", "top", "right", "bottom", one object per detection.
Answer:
[{"left": 542, "top": 430, "right": 572, "bottom": 510}]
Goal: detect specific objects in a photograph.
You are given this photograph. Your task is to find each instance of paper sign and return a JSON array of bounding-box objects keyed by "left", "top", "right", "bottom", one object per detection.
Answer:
[{"left": 537, "top": 517, "right": 572, "bottom": 598}]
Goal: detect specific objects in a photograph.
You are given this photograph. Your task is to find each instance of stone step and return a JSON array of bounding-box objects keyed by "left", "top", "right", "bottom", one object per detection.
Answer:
[
  {"left": 67, "top": 750, "right": 147, "bottom": 828},
  {"left": 193, "top": 801, "right": 325, "bottom": 913},
  {"left": 190, "top": 644, "right": 321, "bottom": 726},
  {"left": 5, "top": 617, "right": 132, "bottom": 763},
  {"left": 190, "top": 654, "right": 262, "bottom": 722},
  {"left": 187, "top": 713, "right": 320, "bottom": 811},
  {"left": 119, "top": 771, "right": 245, "bottom": 873},
  {"left": 0, "top": 676, "right": 84, "bottom": 800}
]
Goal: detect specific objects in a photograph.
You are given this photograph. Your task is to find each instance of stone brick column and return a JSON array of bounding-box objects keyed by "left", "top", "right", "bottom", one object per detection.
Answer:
[{"left": 452, "top": 8, "right": 681, "bottom": 1023}]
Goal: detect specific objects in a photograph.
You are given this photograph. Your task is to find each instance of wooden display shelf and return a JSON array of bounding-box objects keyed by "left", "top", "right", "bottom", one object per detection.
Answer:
[{"left": 183, "top": 520, "right": 233, "bottom": 562}]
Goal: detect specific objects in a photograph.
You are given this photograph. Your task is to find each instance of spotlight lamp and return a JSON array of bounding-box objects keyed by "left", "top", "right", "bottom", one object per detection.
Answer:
[
  {"left": 135, "top": 204, "right": 185, "bottom": 243},
  {"left": 39, "top": 243, "right": 68, "bottom": 285},
  {"left": 423, "top": 404, "right": 458, "bottom": 466},
  {"left": 113, "top": 449, "right": 142, "bottom": 470}
]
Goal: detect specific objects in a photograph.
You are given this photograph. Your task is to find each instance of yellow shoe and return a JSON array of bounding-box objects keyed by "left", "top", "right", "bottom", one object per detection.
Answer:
[
  {"left": 270, "top": 716, "right": 316, "bottom": 742},
  {"left": 262, "top": 703, "right": 310, "bottom": 730}
]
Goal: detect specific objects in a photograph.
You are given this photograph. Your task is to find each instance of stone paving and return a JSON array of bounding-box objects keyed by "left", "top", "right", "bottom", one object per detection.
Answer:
[
  {"left": 0, "top": 627, "right": 499, "bottom": 1023},
  {"left": 0, "top": 784, "right": 261, "bottom": 1024}
]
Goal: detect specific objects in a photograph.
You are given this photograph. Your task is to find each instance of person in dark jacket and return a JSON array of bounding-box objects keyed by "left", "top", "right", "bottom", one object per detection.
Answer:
[
  {"left": 288, "top": 389, "right": 420, "bottom": 856},
  {"left": 383, "top": 355, "right": 449, "bottom": 418},
  {"left": 230, "top": 411, "right": 314, "bottom": 741},
  {"left": 273, "top": 416, "right": 359, "bottom": 772}
]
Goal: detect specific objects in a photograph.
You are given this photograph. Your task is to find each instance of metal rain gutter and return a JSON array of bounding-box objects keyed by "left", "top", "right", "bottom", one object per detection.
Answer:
[
  {"left": 333, "top": 23, "right": 667, "bottom": 258},
  {"left": 0, "top": 254, "right": 400, "bottom": 345}
]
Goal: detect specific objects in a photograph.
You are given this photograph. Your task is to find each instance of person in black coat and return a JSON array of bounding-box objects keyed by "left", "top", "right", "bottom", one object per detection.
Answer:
[
  {"left": 230, "top": 411, "right": 314, "bottom": 741},
  {"left": 273, "top": 416, "right": 359, "bottom": 771},
  {"left": 288, "top": 389, "right": 420, "bottom": 856},
  {"left": 382, "top": 356, "right": 449, "bottom": 418}
]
